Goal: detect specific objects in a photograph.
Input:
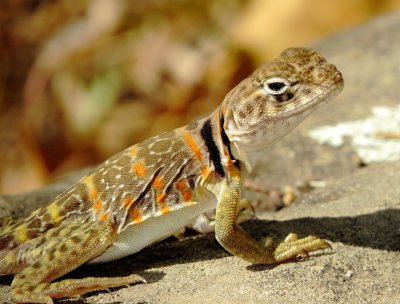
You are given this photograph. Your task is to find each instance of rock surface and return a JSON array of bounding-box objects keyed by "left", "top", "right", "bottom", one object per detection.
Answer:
[{"left": 1, "top": 12, "right": 400, "bottom": 304}]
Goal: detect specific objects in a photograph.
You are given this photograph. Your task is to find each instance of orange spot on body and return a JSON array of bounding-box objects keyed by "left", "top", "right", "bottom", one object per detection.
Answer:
[
  {"left": 156, "top": 193, "right": 167, "bottom": 203},
  {"left": 183, "top": 191, "right": 192, "bottom": 201},
  {"left": 90, "top": 188, "right": 98, "bottom": 199},
  {"left": 183, "top": 131, "right": 203, "bottom": 161},
  {"left": 130, "top": 147, "right": 138, "bottom": 157},
  {"left": 95, "top": 200, "right": 103, "bottom": 210},
  {"left": 133, "top": 161, "right": 147, "bottom": 177},
  {"left": 153, "top": 177, "right": 164, "bottom": 189},
  {"left": 131, "top": 209, "right": 143, "bottom": 223},
  {"left": 123, "top": 197, "right": 134, "bottom": 209},
  {"left": 161, "top": 206, "right": 171, "bottom": 214},
  {"left": 201, "top": 166, "right": 211, "bottom": 180},
  {"left": 99, "top": 213, "right": 109, "bottom": 220},
  {"left": 176, "top": 180, "right": 187, "bottom": 191},
  {"left": 176, "top": 180, "right": 192, "bottom": 201}
]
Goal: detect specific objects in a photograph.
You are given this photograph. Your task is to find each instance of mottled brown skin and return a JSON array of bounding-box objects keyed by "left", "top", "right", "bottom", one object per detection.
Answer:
[{"left": 0, "top": 48, "right": 343, "bottom": 303}]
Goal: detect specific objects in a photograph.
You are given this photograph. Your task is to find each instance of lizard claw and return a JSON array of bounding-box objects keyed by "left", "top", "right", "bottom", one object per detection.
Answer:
[{"left": 273, "top": 234, "right": 331, "bottom": 262}]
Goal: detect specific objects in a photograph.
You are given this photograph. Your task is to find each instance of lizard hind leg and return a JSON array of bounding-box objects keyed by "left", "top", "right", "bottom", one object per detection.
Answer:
[{"left": 10, "top": 219, "right": 145, "bottom": 304}]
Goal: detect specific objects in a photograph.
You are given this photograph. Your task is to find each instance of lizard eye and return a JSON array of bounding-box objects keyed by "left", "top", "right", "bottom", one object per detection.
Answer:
[{"left": 263, "top": 77, "right": 290, "bottom": 96}]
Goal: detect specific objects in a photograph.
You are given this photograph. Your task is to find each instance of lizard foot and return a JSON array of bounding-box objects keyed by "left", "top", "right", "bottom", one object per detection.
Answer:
[{"left": 273, "top": 233, "right": 331, "bottom": 262}]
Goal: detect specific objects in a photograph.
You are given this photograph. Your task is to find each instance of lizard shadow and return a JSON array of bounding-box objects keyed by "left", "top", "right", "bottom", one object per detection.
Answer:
[
  {"left": 247, "top": 208, "right": 400, "bottom": 252},
  {"left": 1, "top": 208, "right": 397, "bottom": 302},
  {"left": 75, "top": 207, "right": 399, "bottom": 277},
  {"left": 245, "top": 208, "right": 400, "bottom": 271}
]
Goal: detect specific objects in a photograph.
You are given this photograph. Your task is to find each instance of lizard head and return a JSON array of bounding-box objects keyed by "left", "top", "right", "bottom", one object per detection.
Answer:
[{"left": 221, "top": 47, "right": 344, "bottom": 170}]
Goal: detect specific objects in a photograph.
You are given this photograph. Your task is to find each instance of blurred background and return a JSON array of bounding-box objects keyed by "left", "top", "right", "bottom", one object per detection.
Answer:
[{"left": 0, "top": 0, "right": 399, "bottom": 195}]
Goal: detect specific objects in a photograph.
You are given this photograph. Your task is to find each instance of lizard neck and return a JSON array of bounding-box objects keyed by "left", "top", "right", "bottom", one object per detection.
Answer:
[
  {"left": 215, "top": 106, "right": 255, "bottom": 173},
  {"left": 206, "top": 107, "right": 240, "bottom": 172},
  {"left": 219, "top": 102, "right": 315, "bottom": 172}
]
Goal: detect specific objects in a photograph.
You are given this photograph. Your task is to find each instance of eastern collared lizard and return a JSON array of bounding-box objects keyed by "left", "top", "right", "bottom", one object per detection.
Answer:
[{"left": 0, "top": 47, "right": 344, "bottom": 303}]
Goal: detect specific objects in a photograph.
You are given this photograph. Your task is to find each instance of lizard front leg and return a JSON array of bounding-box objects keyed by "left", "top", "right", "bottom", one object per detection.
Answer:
[
  {"left": 187, "top": 198, "right": 255, "bottom": 234},
  {"left": 214, "top": 165, "right": 330, "bottom": 265}
]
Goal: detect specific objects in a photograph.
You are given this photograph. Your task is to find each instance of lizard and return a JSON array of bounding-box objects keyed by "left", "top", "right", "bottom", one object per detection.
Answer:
[{"left": 0, "top": 47, "right": 343, "bottom": 303}]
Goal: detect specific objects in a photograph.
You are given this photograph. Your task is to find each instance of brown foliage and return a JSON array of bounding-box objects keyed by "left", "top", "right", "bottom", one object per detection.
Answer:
[{"left": 0, "top": 0, "right": 398, "bottom": 194}]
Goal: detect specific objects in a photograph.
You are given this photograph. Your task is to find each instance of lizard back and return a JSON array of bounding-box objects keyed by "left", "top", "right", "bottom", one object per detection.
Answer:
[{"left": 0, "top": 111, "right": 233, "bottom": 266}]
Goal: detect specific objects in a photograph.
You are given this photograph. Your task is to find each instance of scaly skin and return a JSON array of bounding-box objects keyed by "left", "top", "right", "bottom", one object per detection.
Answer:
[{"left": 0, "top": 47, "right": 343, "bottom": 303}]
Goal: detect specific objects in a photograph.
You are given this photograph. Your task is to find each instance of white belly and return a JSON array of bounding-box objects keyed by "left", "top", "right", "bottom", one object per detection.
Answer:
[{"left": 89, "top": 198, "right": 216, "bottom": 264}]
